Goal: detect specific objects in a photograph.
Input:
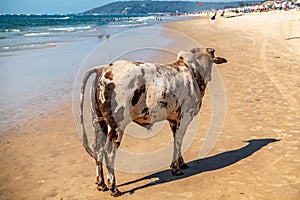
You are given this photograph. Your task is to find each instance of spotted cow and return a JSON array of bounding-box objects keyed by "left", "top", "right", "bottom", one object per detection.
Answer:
[{"left": 79, "top": 47, "right": 227, "bottom": 196}]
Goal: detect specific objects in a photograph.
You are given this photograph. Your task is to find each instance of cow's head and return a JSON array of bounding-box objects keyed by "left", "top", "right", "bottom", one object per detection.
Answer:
[
  {"left": 191, "top": 47, "right": 227, "bottom": 65},
  {"left": 178, "top": 47, "right": 227, "bottom": 83}
]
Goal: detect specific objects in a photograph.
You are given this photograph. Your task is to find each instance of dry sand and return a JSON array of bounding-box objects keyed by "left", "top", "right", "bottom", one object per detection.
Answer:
[{"left": 1, "top": 11, "right": 299, "bottom": 200}]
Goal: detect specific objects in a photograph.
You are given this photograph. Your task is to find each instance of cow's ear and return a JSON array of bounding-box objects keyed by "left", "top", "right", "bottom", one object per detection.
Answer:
[
  {"left": 213, "top": 57, "right": 227, "bottom": 64},
  {"left": 206, "top": 48, "right": 215, "bottom": 57},
  {"left": 191, "top": 48, "right": 201, "bottom": 54}
]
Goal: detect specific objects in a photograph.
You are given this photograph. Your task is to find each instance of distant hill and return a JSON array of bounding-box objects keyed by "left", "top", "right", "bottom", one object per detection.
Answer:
[{"left": 82, "top": 1, "right": 263, "bottom": 15}]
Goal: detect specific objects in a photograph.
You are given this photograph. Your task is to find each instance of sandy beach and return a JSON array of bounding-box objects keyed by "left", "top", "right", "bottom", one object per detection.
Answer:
[{"left": 1, "top": 10, "right": 300, "bottom": 200}]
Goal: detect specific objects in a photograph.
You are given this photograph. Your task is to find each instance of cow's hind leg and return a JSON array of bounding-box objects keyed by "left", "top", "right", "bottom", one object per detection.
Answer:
[
  {"left": 91, "top": 78, "right": 109, "bottom": 191},
  {"left": 95, "top": 160, "right": 108, "bottom": 191},
  {"left": 92, "top": 116, "right": 109, "bottom": 191},
  {"left": 104, "top": 127, "right": 124, "bottom": 197},
  {"left": 169, "top": 115, "right": 191, "bottom": 175}
]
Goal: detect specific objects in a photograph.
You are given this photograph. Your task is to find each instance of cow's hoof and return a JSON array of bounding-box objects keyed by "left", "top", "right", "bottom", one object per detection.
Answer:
[
  {"left": 97, "top": 184, "right": 108, "bottom": 192},
  {"left": 110, "top": 188, "right": 122, "bottom": 197},
  {"left": 180, "top": 163, "right": 189, "bottom": 169},
  {"left": 172, "top": 169, "right": 184, "bottom": 176}
]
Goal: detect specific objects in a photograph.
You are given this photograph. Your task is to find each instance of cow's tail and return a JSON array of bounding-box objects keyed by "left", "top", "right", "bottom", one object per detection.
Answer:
[{"left": 80, "top": 66, "right": 103, "bottom": 158}]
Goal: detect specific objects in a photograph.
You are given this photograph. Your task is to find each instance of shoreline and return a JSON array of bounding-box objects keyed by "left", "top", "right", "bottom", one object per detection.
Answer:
[
  {"left": 1, "top": 10, "right": 300, "bottom": 199},
  {"left": 0, "top": 38, "right": 97, "bottom": 134}
]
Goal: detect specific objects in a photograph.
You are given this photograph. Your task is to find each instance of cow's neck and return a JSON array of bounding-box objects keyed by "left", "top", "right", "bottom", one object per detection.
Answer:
[
  {"left": 192, "top": 68, "right": 207, "bottom": 96},
  {"left": 190, "top": 59, "right": 209, "bottom": 95}
]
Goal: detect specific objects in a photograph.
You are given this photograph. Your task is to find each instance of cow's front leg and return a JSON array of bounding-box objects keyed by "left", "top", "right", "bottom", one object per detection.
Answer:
[
  {"left": 178, "top": 156, "right": 189, "bottom": 169},
  {"left": 169, "top": 115, "right": 191, "bottom": 175}
]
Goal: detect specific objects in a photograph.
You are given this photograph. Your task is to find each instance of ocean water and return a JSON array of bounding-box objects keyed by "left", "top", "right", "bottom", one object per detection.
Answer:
[{"left": 0, "top": 14, "right": 177, "bottom": 53}]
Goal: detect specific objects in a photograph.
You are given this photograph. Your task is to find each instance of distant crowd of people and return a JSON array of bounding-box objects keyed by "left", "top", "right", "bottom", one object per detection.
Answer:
[
  {"left": 208, "top": 0, "right": 299, "bottom": 20},
  {"left": 228, "top": 0, "right": 300, "bottom": 14}
]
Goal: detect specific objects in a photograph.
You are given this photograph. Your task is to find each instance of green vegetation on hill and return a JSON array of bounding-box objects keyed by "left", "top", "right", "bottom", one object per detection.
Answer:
[
  {"left": 83, "top": 1, "right": 200, "bottom": 15},
  {"left": 83, "top": 1, "right": 264, "bottom": 15}
]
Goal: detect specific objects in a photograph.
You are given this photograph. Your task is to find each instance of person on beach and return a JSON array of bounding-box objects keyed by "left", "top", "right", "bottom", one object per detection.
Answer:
[
  {"left": 211, "top": 12, "right": 217, "bottom": 20},
  {"left": 220, "top": 10, "right": 225, "bottom": 17}
]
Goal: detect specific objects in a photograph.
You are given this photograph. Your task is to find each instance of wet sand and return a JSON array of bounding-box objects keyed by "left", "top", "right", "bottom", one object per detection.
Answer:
[{"left": 1, "top": 11, "right": 300, "bottom": 199}]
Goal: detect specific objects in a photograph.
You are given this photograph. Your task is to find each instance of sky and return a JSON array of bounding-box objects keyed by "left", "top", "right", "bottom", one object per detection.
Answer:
[{"left": 1, "top": 0, "right": 248, "bottom": 14}]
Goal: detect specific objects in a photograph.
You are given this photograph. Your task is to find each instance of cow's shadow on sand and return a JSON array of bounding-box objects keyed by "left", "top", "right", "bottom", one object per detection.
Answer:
[{"left": 118, "top": 138, "right": 279, "bottom": 195}]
